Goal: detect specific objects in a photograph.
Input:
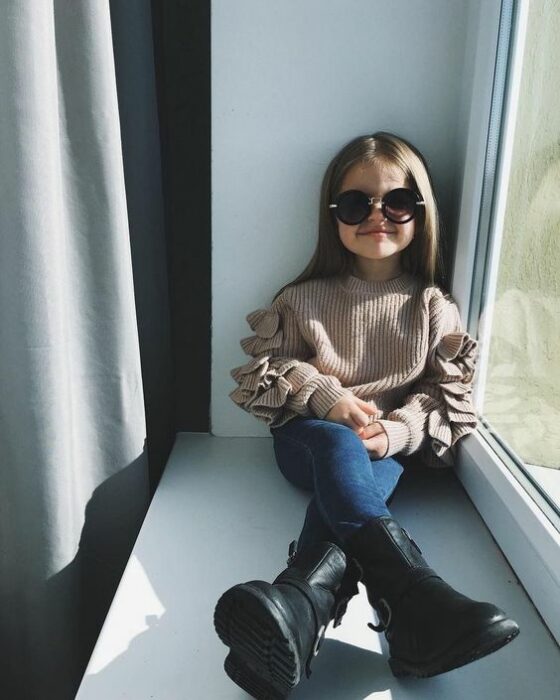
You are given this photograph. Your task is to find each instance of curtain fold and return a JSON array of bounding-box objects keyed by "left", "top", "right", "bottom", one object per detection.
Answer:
[
  {"left": 109, "top": 0, "right": 175, "bottom": 491},
  {"left": 0, "top": 1, "right": 154, "bottom": 696}
]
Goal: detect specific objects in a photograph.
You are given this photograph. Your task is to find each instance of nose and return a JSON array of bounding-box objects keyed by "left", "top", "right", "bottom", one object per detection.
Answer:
[{"left": 366, "top": 197, "right": 386, "bottom": 222}]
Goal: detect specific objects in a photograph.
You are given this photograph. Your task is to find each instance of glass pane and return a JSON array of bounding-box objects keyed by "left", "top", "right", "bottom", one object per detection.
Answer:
[{"left": 481, "top": 0, "right": 560, "bottom": 509}]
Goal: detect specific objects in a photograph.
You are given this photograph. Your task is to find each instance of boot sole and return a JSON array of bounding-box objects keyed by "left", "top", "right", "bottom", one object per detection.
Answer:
[
  {"left": 214, "top": 582, "right": 301, "bottom": 699},
  {"left": 388, "top": 617, "right": 520, "bottom": 678}
]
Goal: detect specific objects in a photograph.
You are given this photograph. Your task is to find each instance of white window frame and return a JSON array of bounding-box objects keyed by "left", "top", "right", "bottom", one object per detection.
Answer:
[{"left": 452, "top": 0, "right": 560, "bottom": 645}]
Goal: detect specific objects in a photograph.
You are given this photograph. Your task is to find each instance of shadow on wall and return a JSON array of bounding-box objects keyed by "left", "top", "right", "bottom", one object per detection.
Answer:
[{"left": 1, "top": 455, "right": 149, "bottom": 700}]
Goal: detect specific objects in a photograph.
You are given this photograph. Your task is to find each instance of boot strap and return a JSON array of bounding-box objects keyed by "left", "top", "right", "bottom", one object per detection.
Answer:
[
  {"left": 392, "top": 565, "right": 439, "bottom": 605},
  {"left": 286, "top": 540, "right": 298, "bottom": 566},
  {"left": 368, "top": 597, "right": 392, "bottom": 632},
  {"left": 275, "top": 575, "right": 326, "bottom": 678},
  {"left": 368, "top": 567, "right": 440, "bottom": 633},
  {"left": 332, "top": 557, "right": 362, "bottom": 627}
]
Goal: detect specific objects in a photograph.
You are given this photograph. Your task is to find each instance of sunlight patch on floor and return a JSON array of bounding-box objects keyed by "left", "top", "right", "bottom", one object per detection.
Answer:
[
  {"left": 87, "top": 554, "right": 165, "bottom": 675},
  {"left": 326, "top": 583, "right": 383, "bottom": 654}
]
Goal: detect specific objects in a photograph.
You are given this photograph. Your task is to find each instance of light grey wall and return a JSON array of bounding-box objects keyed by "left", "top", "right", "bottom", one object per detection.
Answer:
[{"left": 212, "top": 0, "right": 483, "bottom": 437}]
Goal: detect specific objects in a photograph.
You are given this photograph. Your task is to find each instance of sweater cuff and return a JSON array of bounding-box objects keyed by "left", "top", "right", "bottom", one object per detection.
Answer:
[
  {"left": 307, "top": 377, "right": 353, "bottom": 419},
  {"left": 376, "top": 419, "right": 412, "bottom": 458}
]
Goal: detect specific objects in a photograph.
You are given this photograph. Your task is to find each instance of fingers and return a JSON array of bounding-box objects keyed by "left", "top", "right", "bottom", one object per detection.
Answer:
[
  {"left": 360, "top": 422, "right": 384, "bottom": 439},
  {"left": 355, "top": 397, "right": 377, "bottom": 414},
  {"left": 349, "top": 407, "right": 374, "bottom": 435},
  {"left": 349, "top": 397, "right": 376, "bottom": 426},
  {"left": 353, "top": 399, "right": 377, "bottom": 432},
  {"left": 352, "top": 421, "right": 366, "bottom": 436},
  {"left": 325, "top": 395, "right": 378, "bottom": 434},
  {"left": 361, "top": 436, "right": 383, "bottom": 458},
  {"left": 362, "top": 433, "right": 389, "bottom": 459},
  {"left": 351, "top": 410, "right": 370, "bottom": 429}
]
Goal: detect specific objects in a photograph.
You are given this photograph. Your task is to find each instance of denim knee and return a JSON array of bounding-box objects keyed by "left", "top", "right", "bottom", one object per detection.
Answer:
[
  {"left": 370, "top": 458, "right": 404, "bottom": 502},
  {"left": 290, "top": 418, "right": 366, "bottom": 454}
]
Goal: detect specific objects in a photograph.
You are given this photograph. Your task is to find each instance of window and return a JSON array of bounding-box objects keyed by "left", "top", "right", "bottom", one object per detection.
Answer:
[
  {"left": 453, "top": 0, "right": 560, "bottom": 645},
  {"left": 474, "top": 0, "right": 560, "bottom": 512}
]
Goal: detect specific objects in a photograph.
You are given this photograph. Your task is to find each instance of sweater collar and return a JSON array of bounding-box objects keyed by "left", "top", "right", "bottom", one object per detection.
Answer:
[{"left": 338, "top": 271, "right": 416, "bottom": 295}]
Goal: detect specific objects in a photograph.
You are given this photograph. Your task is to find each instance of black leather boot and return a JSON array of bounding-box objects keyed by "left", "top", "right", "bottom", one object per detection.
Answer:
[
  {"left": 347, "top": 516, "right": 520, "bottom": 678},
  {"left": 214, "top": 540, "right": 358, "bottom": 699}
]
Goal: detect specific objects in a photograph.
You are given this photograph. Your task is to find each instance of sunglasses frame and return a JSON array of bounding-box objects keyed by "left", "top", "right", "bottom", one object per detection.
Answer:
[{"left": 329, "top": 187, "right": 425, "bottom": 225}]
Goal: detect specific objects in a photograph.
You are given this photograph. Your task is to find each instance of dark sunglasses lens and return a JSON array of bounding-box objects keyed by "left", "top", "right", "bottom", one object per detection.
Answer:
[
  {"left": 335, "top": 191, "right": 370, "bottom": 224},
  {"left": 384, "top": 189, "right": 417, "bottom": 222}
]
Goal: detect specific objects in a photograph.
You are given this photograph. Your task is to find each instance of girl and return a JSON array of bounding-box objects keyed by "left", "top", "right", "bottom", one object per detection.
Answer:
[{"left": 214, "top": 132, "right": 519, "bottom": 699}]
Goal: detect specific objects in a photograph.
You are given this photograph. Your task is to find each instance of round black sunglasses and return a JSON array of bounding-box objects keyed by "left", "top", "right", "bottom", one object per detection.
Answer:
[{"left": 329, "top": 188, "right": 425, "bottom": 225}]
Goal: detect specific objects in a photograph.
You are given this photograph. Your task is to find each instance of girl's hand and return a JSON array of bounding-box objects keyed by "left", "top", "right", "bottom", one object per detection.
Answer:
[
  {"left": 325, "top": 395, "right": 377, "bottom": 434},
  {"left": 360, "top": 422, "right": 389, "bottom": 459}
]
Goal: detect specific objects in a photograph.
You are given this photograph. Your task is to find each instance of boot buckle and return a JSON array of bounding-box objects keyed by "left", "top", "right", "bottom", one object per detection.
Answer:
[
  {"left": 305, "top": 624, "right": 327, "bottom": 678},
  {"left": 312, "top": 624, "right": 326, "bottom": 657},
  {"left": 367, "top": 597, "right": 392, "bottom": 633},
  {"left": 402, "top": 527, "right": 423, "bottom": 554},
  {"left": 286, "top": 540, "right": 298, "bottom": 566},
  {"left": 332, "top": 558, "right": 361, "bottom": 627}
]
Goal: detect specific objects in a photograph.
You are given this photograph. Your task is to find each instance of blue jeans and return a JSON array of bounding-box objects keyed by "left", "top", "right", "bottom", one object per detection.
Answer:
[{"left": 271, "top": 417, "right": 404, "bottom": 550}]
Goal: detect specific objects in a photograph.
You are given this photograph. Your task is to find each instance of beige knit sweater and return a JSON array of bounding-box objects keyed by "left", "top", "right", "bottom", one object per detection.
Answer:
[{"left": 230, "top": 272, "right": 478, "bottom": 468}]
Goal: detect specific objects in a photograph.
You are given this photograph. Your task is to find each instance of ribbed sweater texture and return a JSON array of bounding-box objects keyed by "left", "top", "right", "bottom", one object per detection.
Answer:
[{"left": 230, "top": 272, "right": 478, "bottom": 468}]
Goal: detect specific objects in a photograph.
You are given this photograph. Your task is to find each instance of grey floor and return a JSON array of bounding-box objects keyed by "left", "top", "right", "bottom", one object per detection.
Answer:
[{"left": 76, "top": 433, "right": 560, "bottom": 700}]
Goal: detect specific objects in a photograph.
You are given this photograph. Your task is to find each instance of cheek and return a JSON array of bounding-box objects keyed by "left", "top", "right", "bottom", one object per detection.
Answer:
[{"left": 337, "top": 224, "right": 357, "bottom": 249}]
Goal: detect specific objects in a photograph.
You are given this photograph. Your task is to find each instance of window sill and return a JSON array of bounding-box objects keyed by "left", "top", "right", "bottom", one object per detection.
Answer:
[
  {"left": 76, "top": 433, "right": 560, "bottom": 698},
  {"left": 455, "top": 429, "right": 560, "bottom": 645}
]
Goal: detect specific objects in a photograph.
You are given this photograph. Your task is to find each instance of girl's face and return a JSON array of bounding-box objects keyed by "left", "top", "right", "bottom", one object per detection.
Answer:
[{"left": 336, "top": 160, "right": 416, "bottom": 279}]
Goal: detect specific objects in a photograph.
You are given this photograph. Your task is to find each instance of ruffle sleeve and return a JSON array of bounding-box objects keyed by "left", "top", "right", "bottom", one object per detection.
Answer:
[
  {"left": 239, "top": 308, "right": 284, "bottom": 355},
  {"left": 376, "top": 294, "right": 479, "bottom": 467},
  {"left": 424, "top": 330, "right": 478, "bottom": 466},
  {"left": 229, "top": 298, "right": 351, "bottom": 428}
]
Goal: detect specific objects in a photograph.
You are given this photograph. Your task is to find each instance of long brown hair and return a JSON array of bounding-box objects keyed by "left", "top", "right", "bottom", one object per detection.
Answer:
[{"left": 273, "top": 131, "right": 446, "bottom": 301}]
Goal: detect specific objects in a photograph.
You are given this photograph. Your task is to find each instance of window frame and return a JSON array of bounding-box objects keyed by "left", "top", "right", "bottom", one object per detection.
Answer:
[{"left": 452, "top": 0, "right": 560, "bottom": 645}]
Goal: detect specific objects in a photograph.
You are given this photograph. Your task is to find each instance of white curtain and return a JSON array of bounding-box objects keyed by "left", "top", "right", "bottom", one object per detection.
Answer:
[{"left": 0, "top": 1, "right": 150, "bottom": 697}]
